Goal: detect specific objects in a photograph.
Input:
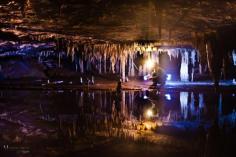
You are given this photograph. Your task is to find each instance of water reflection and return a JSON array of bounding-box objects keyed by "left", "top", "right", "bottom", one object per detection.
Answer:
[
  {"left": 180, "top": 92, "right": 188, "bottom": 120},
  {"left": 0, "top": 89, "right": 235, "bottom": 128},
  {"left": 1, "top": 89, "right": 236, "bottom": 157}
]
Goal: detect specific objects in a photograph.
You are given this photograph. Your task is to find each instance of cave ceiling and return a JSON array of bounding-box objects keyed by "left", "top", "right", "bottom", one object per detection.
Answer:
[{"left": 1, "top": 0, "right": 236, "bottom": 44}]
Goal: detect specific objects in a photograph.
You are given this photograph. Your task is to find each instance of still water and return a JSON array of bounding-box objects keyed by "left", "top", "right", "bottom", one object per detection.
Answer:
[{"left": 1, "top": 89, "right": 236, "bottom": 129}]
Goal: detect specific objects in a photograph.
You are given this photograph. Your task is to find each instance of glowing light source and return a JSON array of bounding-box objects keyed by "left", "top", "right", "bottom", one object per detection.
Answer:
[
  {"left": 165, "top": 94, "right": 171, "bottom": 100},
  {"left": 143, "top": 74, "right": 151, "bottom": 81},
  {"left": 233, "top": 79, "right": 236, "bottom": 84},
  {"left": 152, "top": 47, "right": 157, "bottom": 51},
  {"left": 166, "top": 74, "right": 172, "bottom": 81},
  {"left": 145, "top": 59, "right": 155, "bottom": 69},
  {"left": 146, "top": 109, "right": 153, "bottom": 118},
  {"left": 143, "top": 76, "right": 148, "bottom": 81},
  {"left": 143, "top": 95, "right": 148, "bottom": 99},
  {"left": 146, "top": 46, "right": 152, "bottom": 52}
]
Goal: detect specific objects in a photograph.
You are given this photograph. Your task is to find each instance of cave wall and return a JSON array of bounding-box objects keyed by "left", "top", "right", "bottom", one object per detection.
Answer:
[{"left": 205, "top": 25, "right": 236, "bottom": 85}]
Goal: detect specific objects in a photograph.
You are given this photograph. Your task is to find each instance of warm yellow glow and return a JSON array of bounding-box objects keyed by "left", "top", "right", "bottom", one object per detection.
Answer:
[
  {"left": 146, "top": 109, "right": 153, "bottom": 118},
  {"left": 145, "top": 59, "right": 155, "bottom": 69},
  {"left": 146, "top": 46, "right": 152, "bottom": 52},
  {"left": 152, "top": 47, "right": 157, "bottom": 51},
  {"left": 144, "top": 123, "right": 152, "bottom": 130},
  {"left": 157, "top": 121, "right": 163, "bottom": 127},
  {"left": 143, "top": 121, "right": 157, "bottom": 130}
]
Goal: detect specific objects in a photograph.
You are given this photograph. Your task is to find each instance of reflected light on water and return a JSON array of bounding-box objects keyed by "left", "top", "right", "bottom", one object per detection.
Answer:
[
  {"left": 180, "top": 92, "right": 188, "bottom": 120},
  {"left": 146, "top": 109, "right": 153, "bottom": 118},
  {"left": 199, "top": 93, "right": 204, "bottom": 109}
]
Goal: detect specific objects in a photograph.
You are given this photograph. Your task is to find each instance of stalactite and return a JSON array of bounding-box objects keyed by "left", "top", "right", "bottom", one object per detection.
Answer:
[
  {"left": 191, "top": 50, "right": 196, "bottom": 81},
  {"left": 99, "top": 55, "right": 102, "bottom": 74},
  {"left": 121, "top": 56, "right": 126, "bottom": 81},
  {"left": 128, "top": 53, "right": 135, "bottom": 77},
  {"left": 130, "top": 55, "right": 135, "bottom": 76},
  {"left": 206, "top": 43, "right": 212, "bottom": 73},
  {"left": 191, "top": 50, "right": 196, "bottom": 67},
  {"left": 180, "top": 50, "right": 189, "bottom": 81},
  {"left": 6, "top": 36, "right": 204, "bottom": 81},
  {"left": 115, "top": 59, "right": 119, "bottom": 74},
  {"left": 104, "top": 52, "right": 107, "bottom": 73},
  {"left": 195, "top": 50, "right": 202, "bottom": 75},
  {"left": 71, "top": 43, "right": 75, "bottom": 62},
  {"left": 158, "top": 48, "right": 180, "bottom": 61}
]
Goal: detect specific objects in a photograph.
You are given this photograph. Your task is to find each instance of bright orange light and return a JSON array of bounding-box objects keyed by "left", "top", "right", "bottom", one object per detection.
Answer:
[
  {"left": 146, "top": 109, "right": 153, "bottom": 118},
  {"left": 145, "top": 59, "right": 154, "bottom": 69}
]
